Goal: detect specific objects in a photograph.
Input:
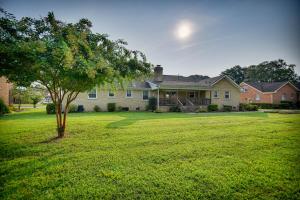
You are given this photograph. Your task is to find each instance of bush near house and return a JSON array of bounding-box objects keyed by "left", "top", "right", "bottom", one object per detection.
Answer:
[
  {"left": 208, "top": 104, "right": 218, "bottom": 112},
  {"left": 239, "top": 103, "right": 258, "bottom": 111},
  {"left": 107, "top": 103, "right": 116, "bottom": 112},
  {"left": 46, "top": 103, "right": 56, "bottom": 114},
  {"left": 169, "top": 105, "right": 181, "bottom": 112},
  {"left": 0, "top": 98, "right": 10, "bottom": 115},
  {"left": 68, "top": 104, "right": 78, "bottom": 113},
  {"left": 223, "top": 105, "right": 232, "bottom": 112},
  {"left": 147, "top": 97, "right": 157, "bottom": 111},
  {"left": 251, "top": 101, "right": 297, "bottom": 110},
  {"left": 93, "top": 105, "right": 101, "bottom": 112}
]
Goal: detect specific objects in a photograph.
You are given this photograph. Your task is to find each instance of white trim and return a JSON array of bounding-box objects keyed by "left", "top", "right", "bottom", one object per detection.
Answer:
[
  {"left": 142, "top": 90, "right": 149, "bottom": 101},
  {"left": 87, "top": 87, "right": 97, "bottom": 99},
  {"left": 125, "top": 89, "right": 132, "bottom": 98},
  {"left": 224, "top": 90, "right": 231, "bottom": 100},
  {"left": 240, "top": 81, "right": 300, "bottom": 94},
  {"left": 212, "top": 90, "right": 219, "bottom": 99},
  {"left": 212, "top": 75, "right": 241, "bottom": 90},
  {"left": 108, "top": 90, "right": 115, "bottom": 98}
]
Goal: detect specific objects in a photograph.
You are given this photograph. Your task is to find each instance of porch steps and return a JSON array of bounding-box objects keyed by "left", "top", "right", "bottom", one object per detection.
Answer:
[{"left": 180, "top": 105, "right": 199, "bottom": 112}]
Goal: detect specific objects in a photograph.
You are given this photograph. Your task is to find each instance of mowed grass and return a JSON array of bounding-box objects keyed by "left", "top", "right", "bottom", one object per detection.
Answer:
[{"left": 0, "top": 110, "right": 299, "bottom": 199}]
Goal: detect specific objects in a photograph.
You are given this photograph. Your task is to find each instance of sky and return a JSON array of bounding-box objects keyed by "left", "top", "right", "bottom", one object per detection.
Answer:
[{"left": 1, "top": 0, "right": 300, "bottom": 77}]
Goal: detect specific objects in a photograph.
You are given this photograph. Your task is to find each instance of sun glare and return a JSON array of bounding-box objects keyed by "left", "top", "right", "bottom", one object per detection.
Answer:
[{"left": 175, "top": 20, "right": 193, "bottom": 40}]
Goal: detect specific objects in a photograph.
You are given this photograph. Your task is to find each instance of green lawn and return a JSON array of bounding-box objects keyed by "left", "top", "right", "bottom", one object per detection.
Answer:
[{"left": 0, "top": 110, "right": 299, "bottom": 199}]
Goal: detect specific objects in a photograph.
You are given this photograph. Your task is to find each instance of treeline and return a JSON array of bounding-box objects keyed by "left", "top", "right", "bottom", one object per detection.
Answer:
[{"left": 221, "top": 59, "right": 299, "bottom": 84}]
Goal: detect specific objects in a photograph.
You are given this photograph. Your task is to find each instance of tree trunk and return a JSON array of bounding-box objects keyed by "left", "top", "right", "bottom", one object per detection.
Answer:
[{"left": 56, "top": 102, "right": 65, "bottom": 138}]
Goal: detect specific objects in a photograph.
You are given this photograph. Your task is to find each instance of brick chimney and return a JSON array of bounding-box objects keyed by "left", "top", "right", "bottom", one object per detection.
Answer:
[{"left": 154, "top": 65, "right": 163, "bottom": 82}]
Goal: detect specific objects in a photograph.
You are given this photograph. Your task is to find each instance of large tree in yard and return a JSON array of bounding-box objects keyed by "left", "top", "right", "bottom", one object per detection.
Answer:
[{"left": 0, "top": 9, "right": 152, "bottom": 137}]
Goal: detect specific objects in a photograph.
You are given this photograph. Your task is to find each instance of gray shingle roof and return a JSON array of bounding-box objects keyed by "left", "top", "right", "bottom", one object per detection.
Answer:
[{"left": 245, "top": 82, "right": 288, "bottom": 92}]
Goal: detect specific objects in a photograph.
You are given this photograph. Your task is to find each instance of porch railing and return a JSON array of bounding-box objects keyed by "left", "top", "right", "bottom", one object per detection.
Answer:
[{"left": 159, "top": 97, "right": 211, "bottom": 106}]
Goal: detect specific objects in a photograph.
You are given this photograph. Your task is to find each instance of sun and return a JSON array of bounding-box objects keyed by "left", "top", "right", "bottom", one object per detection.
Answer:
[{"left": 175, "top": 20, "right": 193, "bottom": 40}]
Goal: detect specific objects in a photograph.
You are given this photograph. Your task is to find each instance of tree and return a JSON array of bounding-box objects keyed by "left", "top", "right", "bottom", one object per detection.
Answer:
[
  {"left": 221, "top": 65, "right": 246, "bottom": 84},
  {"left": 221, "top": 59, "right": 299, "bottom": 83},
  {"left": 0, "top": 9, "right": 151, "bottom": 137},
  {"left": 12, "top": 86, "right": 28, "bottom": 111}
]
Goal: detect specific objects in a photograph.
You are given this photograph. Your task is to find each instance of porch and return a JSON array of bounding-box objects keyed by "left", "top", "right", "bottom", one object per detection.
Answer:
[{"left": 156, "top": 90, "right": 211, "bottom": 107}]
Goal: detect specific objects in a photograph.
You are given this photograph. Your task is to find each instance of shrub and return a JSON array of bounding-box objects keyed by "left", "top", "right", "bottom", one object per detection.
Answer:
[
  {"left": 0, "top": 98, "right": 10, "bottom": 115},
  {"left": 154, "top": 109, "right": 163, "bottom": 113},
  {"left": 107, "top": 103, "right": 116, "bottom": 112},
  {"left": 223, "top": 105, "right": 232, "bottom": 112},
  {"left": 46, "top": 103, "right": 56, "bottom": 114},
  {"left": 169, "top": 105, "right": 181, "bottom": 112},
  {"left": 239, "top": 103, "right": 258, "bottom": 111},
  {"left": 68, "top": 104, "right": 77, "bottom": 113},
  {"left": 208, "top": 104, "right": 218, "bottom": 112},
  {"left": 77, "top": 105, "right": 84, "bottom": 112},
  {"left": 147, "top": 97, "right": 157, "bottom": 111},
  {"left": 94, "top": 105, "right": 101, "bottom": 112}
]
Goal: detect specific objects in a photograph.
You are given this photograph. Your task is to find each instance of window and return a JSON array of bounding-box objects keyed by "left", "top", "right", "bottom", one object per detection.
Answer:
[
  {"left": 143, "top": 90, "right": 149, "bottom": 100},
  {"left": 243, "top": 86, "right": 248, "bottom": 93},
  {"left": 213, "top": 91, "right": 219, "bottom": 98},
  {"left": 224, "top": 91, "right": 230, "bottom": 99},
  {"left": 88, "top": 88, "right": 97, "bottom": 99},
  {"left": 281, "top": 93, "right": 286, "bottom": 101},
  {"left": 255, "top": 94, "right": 260, "bottom": 101},
  {"left": 126, "top": 90, "right": 132, "bottom": 97},
  {"left": 108, "top": 90, "right": 115, "bottom": 97}
]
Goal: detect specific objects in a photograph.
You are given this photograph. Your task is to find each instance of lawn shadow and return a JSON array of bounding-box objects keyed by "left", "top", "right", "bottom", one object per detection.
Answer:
[{"left": 105, "top": 111, "right": 269, "bottom": 129}]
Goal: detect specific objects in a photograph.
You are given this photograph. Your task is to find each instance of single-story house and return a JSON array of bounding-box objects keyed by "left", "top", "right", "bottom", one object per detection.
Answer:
[
  {"left": 240, "top": 81, "right": 300, "bottom": 104},
  {"left": 72, "top": 65, "right": 241, "bottom": 111}
]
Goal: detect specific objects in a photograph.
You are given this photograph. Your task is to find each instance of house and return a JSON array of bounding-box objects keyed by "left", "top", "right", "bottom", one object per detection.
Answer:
[
  {"left": 0, "top": 76, "right": 13, "bottom": 105},
  {"left": 240, "top": 81, "right": 299, "bottom": 104},
  {"left": 72, "top": 65, "right": 241, "bottom": 112}
]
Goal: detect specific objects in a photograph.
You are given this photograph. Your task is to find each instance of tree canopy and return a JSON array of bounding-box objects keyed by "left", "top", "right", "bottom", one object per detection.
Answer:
[
  {"left": 221, "top": 59, "right": 299, "bottom": 84},
  {"left": 0, "top": 9, "right": 152, "bottom": 137}
]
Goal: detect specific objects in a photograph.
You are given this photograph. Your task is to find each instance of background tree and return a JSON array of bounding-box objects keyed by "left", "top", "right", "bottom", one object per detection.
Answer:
[
  {"left": 221, "top": 59, "right": 299, "bottom": 83},
  {"left": 221, "top": 65, "right": 246, "bottom": 84},
  {"left": 0, "top": 9, "right": 152, "bottom": 137}
]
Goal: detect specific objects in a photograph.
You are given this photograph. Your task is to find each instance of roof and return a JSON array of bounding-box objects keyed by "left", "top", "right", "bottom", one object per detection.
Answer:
[
  {"left": 243, "top": 82, "right": 298, "bottom": 92},
  {"left": 296, "top": 82, "right": 300, "bottom": 90}
]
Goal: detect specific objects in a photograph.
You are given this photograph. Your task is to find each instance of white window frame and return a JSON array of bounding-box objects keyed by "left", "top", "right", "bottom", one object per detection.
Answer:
[
  {"left": 143, "top": 90, "right": 149, "bottom": 100},
  {"left": 108, "top": 90, "right": 115, "bottom": 98},
  {"left": 224, "top": 91, "right": 230, "bottom": 99},
  {"left": 255, "top": 94, "right": 260, "bottom": 101},
  {"left": 88, "top": 87, "right": 97, "bottom": 99},
  {"left": 125, "top": 90, "right": 132, "bottom": 98},
  {"left": 213, "top": 90, "right": 219, "bottom": 98},
  {"left": 281, "top": 93, "right": 286, "bottom": 101}
]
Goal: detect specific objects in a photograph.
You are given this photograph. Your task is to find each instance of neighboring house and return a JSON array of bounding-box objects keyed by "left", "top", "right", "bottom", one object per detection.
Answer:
[
  {"left": 0, "top": 76, "right": 13, "bottom": 105},
  {"left": 73, "top": 65, "right": 241, "bottom": 111},
  {"left": 240, "top": 82, "right": 299, "bottom": 104}
]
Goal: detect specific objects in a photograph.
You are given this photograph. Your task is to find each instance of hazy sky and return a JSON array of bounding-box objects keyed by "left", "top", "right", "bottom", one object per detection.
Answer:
[{"left": 1, "top": 0, "right": 300, "bottom": 77}]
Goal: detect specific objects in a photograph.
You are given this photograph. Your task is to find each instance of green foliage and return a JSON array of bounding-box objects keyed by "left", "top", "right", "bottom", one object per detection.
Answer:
[
  {"left": 221, "top": 59, "right": 299, "bottom": 83},
  {"left": 93, "top": 105, "right": 101, "bottom": 112},
  {"left": 107, "top": 103, "right": 116, "bottom": 112},
  {"left": 223, "top": 105, "right": 232, "bottom": 112},
  {"left": 0, "top": 9, "right": 151, "bottom": 136},
  {"left": 239, "top": 103, "right": 258, "bottom": 111},
  {"left": 208, "top": 104, "right": 218, "bottom": 112},
  {"left": 68, "top": 104, "right": 77, "bottom": 113},
  {"left": 0, "top": 98, "right": 10, "bottom": 115},
  {"left": 46, "top": 103, "right": 56, "bottom": 114},
  {"left": 169, "top": 105, "right": 181, "bottom": 112},
  {"left": 250, "top": 102, "right": 296, "bottom": 110},
  {"left": 0, "top": 110, "right": 299, "bottom": 199},
  {"left": 147, "top": 97, "right": 157, "bottom": 111},
  {"left": 221, "top": 65, "right": 246, "bottom": 84}
]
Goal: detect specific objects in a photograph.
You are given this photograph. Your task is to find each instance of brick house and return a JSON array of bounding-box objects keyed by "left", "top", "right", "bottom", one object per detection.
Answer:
[
  {"left": 72, "top": 65, "right": 241, "bottom": 112},
  {"left": 0, "top": 76, "right": 13, "bottom": 105},
  {"left": 240, "top": 82, "right": 299, "bottom": 104}
]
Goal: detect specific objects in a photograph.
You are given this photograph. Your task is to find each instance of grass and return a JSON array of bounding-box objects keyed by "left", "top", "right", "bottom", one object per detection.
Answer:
[{"left": 0, "top": 110, "right": 299, "bottom": 199}]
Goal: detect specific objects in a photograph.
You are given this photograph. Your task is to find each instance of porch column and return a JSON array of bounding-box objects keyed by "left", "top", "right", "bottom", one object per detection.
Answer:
[
  {"left": 176, "top": 89, "right": 179, "bottom": 105},
  {"left": 157, "top": 87, "right": 160, "bottom": 110}
]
